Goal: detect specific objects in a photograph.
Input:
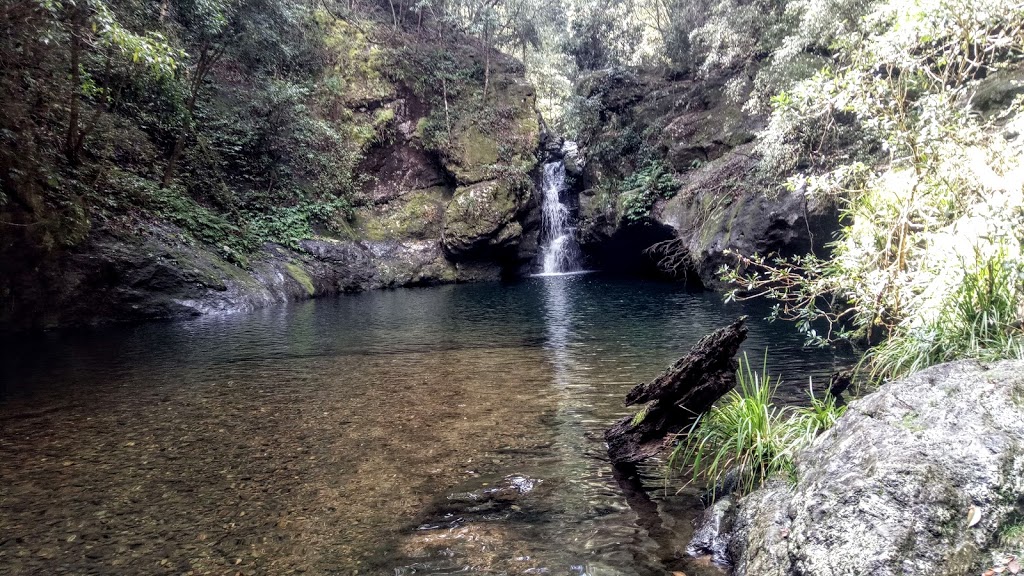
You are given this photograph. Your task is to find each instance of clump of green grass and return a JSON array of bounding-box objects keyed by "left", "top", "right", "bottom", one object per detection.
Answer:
[
  {"left": 669, "top": 352, "right": 846, "bottom": 498},
  {"left": 867, "top": 250, "right": 1024, "bottom": 381},
  {"left": 1001, "top": 521, "right": 1024, "bottom": 546}
]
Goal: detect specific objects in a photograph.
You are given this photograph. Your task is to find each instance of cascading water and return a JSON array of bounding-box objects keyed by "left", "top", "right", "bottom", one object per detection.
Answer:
[{"left": 539, "top": 156, "right": 582, "bottom": 274}]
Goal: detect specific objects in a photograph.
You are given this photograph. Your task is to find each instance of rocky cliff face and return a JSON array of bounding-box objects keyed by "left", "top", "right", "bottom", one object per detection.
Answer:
[
  {"left": 572, "top": 68, "right": 837, "bottom": 286},
  {"left": 0, "top": 46, "right": 542, "bottom": 331},
  {"left": 729, "top": 360, "right": 1024, "bottom": 576}
]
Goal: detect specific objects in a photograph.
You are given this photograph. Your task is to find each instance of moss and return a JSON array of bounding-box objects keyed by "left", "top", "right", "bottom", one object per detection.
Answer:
[
  {"left": 900, "top": 411, "right": 925, "bottom": 432},
  {"left": 319, "top": 17, "right": 396, "bottom": 106},
  {"left": 451, "top": 126, "right": 500, "bottom": 183},
  {"left": 374, "top": 107, "right": 396, "bottom": 125},
  {"left": 431, "top": 75, "right": 540, "bottom": 186},
  {"left": 354, "top": 188, "right": 447, "bottom": 241},
  {"left": 285, "top": 262, "right": 316, "bottom": 295},
  {"left": 413, "top": 117, "right": 428, "bottom": 140},
  {"left": 1001, "top": 519, "right": 1024, "bottom": 546},
  {"left": 442, "top": 180, "right": 520, "bottom": 253}
]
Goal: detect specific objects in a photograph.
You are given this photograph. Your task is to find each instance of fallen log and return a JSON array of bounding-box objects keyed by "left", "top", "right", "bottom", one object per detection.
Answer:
[{"left": 605, "top": 317, "right": 748, "bottom": 465}]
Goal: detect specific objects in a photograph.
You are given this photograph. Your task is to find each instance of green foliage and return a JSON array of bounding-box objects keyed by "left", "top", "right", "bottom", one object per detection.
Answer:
[
  {"left": 562, "top": 0, "right": 642, "bottom": 70},
  {"left": 867, "top": 251, "right": 1024, "bottom": 380},
  {"left": 106, "top": 169, "right": 249, "bottom": 263},
  {"left": 0, "top": 0, "right": 372, "bottom": 267},
  {"left": 90, "top": 3, "right": 184, "bottom": 77},
  {"left": 795, "top": 379, "right": 848, "bottom": 434},
  {"left": 1001, "top": 521, "right": 1024, "bottom": 546},
  {"left": 669, "top": 353, "right": 845, "bottom": 498},
  {"left": 722, "top": 0, "right": 1024, "bottom": 381},
  {"left": 688, "top": 0, "right": 785, "bottom": 74},
  {"left": 244, "top": 197, "right": 352, "bottom": 249},
  {"left": 618, "top": 161, "right": 679, "bottom": 223}
]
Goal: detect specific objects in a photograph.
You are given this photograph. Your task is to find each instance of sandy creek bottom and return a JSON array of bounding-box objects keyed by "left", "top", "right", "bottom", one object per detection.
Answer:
[{"left": 0, "top": 275, "right": 850, "bottom": 575}]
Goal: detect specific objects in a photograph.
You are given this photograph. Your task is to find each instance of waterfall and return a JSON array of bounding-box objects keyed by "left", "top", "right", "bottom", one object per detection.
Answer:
[{"left": 539, "top": 158, "right": 582, "bottom": 274}]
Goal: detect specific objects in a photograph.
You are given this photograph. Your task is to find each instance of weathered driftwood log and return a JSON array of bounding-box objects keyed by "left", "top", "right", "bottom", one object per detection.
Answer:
[{"left": 605, "top": 317, "right": 748, "bottom": 465}]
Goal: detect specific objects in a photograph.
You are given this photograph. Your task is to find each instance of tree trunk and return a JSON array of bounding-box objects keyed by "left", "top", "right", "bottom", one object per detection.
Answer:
[
  {"left": 162, "top": 45, "right": 221, "bottom": 188},
  {"left": 482, "top": 27, "right": 490, "bottom": 101},
  {"left": 604, "top": 317, "right": 748, "bottom": 465}
]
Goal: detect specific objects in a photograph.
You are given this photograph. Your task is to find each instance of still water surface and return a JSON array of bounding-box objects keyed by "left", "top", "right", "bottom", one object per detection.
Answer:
[{"left": 0, "top": 275, "right": 849, "bottom": 575}]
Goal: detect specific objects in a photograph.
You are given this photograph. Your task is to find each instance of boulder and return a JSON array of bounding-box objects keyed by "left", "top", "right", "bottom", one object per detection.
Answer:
[
  {"left": 973, "top": 64, "right": 1024, "bottom": 118},
  {"left": 656, "top": 144, "right": 837, "bottom": 288},
  {"left": 441, "top": 179, "right": 525, "bottom": 258},
  {"left": 730, "top": 360, "right": 1024, "bottom": 576},
  {"left": 572, "top": 66, "right": 839, "bottom": 285},
  {"left": 352, "top": 187, "right": 449, "bottom": 241},
  {"left": 356, "top": 137, "right": 448, "bottom": 203}
]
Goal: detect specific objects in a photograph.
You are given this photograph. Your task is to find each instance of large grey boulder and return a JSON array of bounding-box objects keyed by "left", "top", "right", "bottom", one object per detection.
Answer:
[
  {"left": 731, "top": 360, "right": 1024, "bottom": 576},
  {"left": 441, "top": 179, "right": 526, "bottom": 258}
]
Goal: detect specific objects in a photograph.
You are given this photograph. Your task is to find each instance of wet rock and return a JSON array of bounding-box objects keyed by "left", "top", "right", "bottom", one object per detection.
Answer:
[
  {"left": 686, "top": 496, "right": 735, "bottom": 567},
  {"left": 352, "top": 188, "right": 449, "bottom": 241},
  {"left": 655, "top": 144, "right": 837, "bottom": 288},
  {"left": 573, "top": 67, "right": 838, "bottom": 286},
  {"left": 0, "top": 219, "right": 466, "bottom": 331},
  {"left": 730, "top": 360, "right": 1024, "bottom": 576},
  {"left": 826, "top": 367, "right": 854, "bottom": 399},
  {"left": 561, "top": 141, "right": 584, "bottom": 176},
  {"left": 419, "top": 475, "right": 544, "bottom": 526},
  {"left": 362, "top": 239, "right": 458, "bottom": 287},
  {"left": 448, "top": 474, "right": 541, "bottom": 507}
]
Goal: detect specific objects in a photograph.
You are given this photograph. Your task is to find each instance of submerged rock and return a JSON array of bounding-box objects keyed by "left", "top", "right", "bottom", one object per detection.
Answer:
[
  {"left": 417, "top": 474, "right": 545, "bottom": 529},
  {"left": 730, "top": 360, "right": 1024, "bottom": 576}
]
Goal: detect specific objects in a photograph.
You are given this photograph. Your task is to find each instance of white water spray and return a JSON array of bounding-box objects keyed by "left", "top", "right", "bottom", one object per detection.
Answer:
[{"left": 539, "top": 156, "right": 582, "bottom": 274}]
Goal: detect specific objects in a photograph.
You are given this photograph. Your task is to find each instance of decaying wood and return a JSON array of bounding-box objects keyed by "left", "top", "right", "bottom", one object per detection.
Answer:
[{"left": 605, "top": 317, "right": 748, "bottom": 465}]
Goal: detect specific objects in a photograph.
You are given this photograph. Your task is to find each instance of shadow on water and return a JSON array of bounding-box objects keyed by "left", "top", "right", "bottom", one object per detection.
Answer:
[{"left": 0, "top": 275, "right": 852, "bottom": 575}]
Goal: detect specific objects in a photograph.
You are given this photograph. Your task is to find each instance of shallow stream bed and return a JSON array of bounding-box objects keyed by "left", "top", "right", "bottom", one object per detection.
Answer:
[{"left": 1, "top": 275, "right": 849, "bottom": 575}]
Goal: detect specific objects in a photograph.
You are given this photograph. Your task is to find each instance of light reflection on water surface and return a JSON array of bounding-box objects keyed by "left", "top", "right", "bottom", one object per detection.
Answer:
[{"left": 0, "top": 275, "right": 850, "bottom": 575}]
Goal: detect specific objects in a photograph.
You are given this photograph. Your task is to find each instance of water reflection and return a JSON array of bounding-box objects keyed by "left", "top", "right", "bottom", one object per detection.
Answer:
[
  {"left": 542, "top": 274, "right": 574, "bottom": 388},
  {"left": 0, "top": 276, "right": 853, "bottom": 576}
]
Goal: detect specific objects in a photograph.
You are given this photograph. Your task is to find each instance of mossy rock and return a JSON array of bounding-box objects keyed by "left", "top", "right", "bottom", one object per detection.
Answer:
[
  {"left": 353, "top": 187, "right": 449, "bottom": 241},
  {"left": 447, "top": 125, "right": 501, "bottom": 184},
  {"left": 441, "top": 179, "right": 522, "bottom": 257},
  {"left": 440, "top": 77, "right": 540, "bottom": 185},
  {"left": 372, "top": 240, "right": 459, "bottom": 286},
  {"left": 285, "top": 262, "right": 316, "bottom": 296}
]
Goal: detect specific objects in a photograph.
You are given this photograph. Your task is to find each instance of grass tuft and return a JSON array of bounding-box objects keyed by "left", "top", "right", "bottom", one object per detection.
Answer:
[
  {"left": 669, "top": 352, "right": 846, "bottom": 498},
  {"left": 867, "top": 250, "right": 1024, "bottom": 381}
]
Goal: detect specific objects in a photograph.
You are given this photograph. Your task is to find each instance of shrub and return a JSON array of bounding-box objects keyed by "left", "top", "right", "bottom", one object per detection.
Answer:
[
  {"left": 721, "top": 0, "right": 1024, "bottom": 382},
  {"left": 618, "top": 161, "right": 680, "bottom": 223}
]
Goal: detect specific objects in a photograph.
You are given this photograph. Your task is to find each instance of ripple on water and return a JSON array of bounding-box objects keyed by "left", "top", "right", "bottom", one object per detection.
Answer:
[{"left": 0, "top": 275, "right": 852, "bottom": 575}]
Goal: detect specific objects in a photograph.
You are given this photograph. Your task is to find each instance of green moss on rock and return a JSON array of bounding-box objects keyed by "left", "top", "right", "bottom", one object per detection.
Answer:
[
  {"left": 354, "top": 188, "right": 448, "bottom": 241},
  {"left": 285, "top": 262, "right": 316, "bottom": 295},
  {"left": 441, "top": 179, "right": 522, "bottom": 256},
  {"left": 434, "top": 76, "right": 540, "bottom": 186}
]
